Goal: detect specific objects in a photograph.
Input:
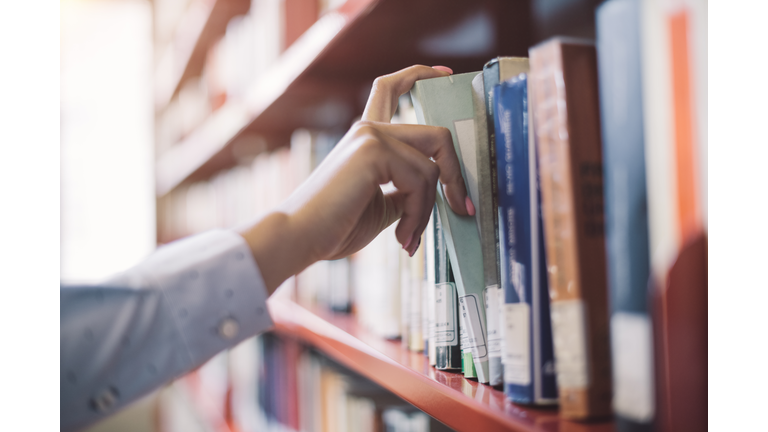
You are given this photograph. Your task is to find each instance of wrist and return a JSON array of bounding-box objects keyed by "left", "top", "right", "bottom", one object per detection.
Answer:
[{"left": 238, "top": 211, "right": 316, "bottom": 295}]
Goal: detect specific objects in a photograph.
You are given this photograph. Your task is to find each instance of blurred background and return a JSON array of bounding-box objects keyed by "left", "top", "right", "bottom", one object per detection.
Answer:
[
  {"left": 60, "top": 0, "right": 704, "bottom": 431},
  {"left": 60, "top": 0, "right": 613, "bottom": 282}
]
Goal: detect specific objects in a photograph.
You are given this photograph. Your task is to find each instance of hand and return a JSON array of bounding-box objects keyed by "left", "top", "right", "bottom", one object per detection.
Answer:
[{"left": 240, "top": 65, "right": 473, "bottom": 293}]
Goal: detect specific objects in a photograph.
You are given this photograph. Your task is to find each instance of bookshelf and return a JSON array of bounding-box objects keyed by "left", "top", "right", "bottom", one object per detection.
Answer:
[
  {"left": 269, "top": 289, "right": 615, "bottom": 432},
  {"left": 154, "top": 0, "right": 532, "bottom": 197},
  {"left": 155, "top": 0, "right": 251, "bottom": 110},
  {"left": 153, "top": 0, "right": 623, "bottom": 431}
]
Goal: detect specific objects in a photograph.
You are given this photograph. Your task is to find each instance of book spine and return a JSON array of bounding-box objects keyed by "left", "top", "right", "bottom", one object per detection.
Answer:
[
  {"left": 494, "top": 77, "right": 557, "bottom": 405},
  {"left": 483, "top": 66, "right": 504, "bottom": 383},
  {"left": 409, "top": 233, "right": 425, "bottom": 352},
  {"left": 596, "top": 0, "right": 655, "bottom": 430},
  {"left": 432, "top": 206, "right": 462, "bottom": 371},
  {"left": 641, "top": 0, "right": 708, "bottom": 430},
  {"left": 422, "top": 236, "right": 430, "bottom": 357},
  {"left": 529, "top": 39, "right": 612, "bottom": 419},
  {"left": 426, "top": 209, "right": 437, "bottom": 365},
  {"left": 482, "top": 59, "right": 502, "bottom": 286},
  {"left": 471, "top": 73, "right": 503, "bottom": 387},
  {"left": 400, "top": 250, "right": 412, "bottom": 349}
]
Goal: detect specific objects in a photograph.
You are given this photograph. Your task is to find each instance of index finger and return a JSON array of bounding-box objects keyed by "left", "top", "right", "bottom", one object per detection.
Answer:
[
  {"left": 362, "top": 65, "right": 453, "bottom": 123},
  {"left": 365, "top": 122, "right": 470, "bottom": 216}
]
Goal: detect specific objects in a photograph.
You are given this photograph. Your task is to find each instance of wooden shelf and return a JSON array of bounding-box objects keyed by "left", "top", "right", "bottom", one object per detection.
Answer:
[
  {"left": 154, "top": 0, "right": 532, "bottom": 196},
  {"left": 267, "top": 291, "right": 615, "bottom": 432},
  {"left": 155, "top": 0, "right": 250, "bottom": 110}
]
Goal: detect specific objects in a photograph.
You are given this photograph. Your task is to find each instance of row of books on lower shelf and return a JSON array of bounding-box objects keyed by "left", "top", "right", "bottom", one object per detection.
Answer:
[
  {"left": 159, "top": 333, "right": 455, "bottom": 432},
  {"left": 159, "top": 0, "right": 706, "bottom": 430}
]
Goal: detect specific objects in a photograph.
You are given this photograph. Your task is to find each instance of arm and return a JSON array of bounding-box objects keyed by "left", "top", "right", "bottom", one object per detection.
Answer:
[
  {"left": 61, "top": 230, "right": 273, "bottom": 432},
  {"left": 242, "top": 65, "right": 472, "bottom": 292},
  {"left": 61, "top": 65, "right": 471, "bottom": 431}
]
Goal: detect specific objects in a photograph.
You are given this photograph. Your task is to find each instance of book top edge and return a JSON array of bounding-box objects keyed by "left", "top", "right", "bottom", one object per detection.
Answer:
[
  {"left": 483, "top": 57, "right": 529, "bottom": 69},
  {"left": 531, "top": 36, "right": 596, "bottom": 50}
]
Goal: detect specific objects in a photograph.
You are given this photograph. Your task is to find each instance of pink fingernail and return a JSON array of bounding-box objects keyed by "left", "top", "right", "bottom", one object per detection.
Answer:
[
  {"left": 432, "top": 65, "right": 453, "bottom": 74},
  {"left": 403, "top": 233, "right": 414, "bottom": 251},
  {"left": 465, "top": 196, "right": 476, "bottom": 216},
  {"left": 409, "top": 236, "right": 421, "bottom": 257}
]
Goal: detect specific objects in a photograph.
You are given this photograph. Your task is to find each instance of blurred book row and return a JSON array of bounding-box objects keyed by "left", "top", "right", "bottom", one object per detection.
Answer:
[
  {"left": 159, "top": 334, "right": 453, "bottom": 432},
  {"left": 155, "top": 0, "right": 343, "bottom": 154},
  {"left": 155, "top": 0, "right": 707, "bottom": 431}
]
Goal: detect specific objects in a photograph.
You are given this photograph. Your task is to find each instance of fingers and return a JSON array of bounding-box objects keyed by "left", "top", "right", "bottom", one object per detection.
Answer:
[
  {"left": 362, "top": 65, "right": 452, "bottom": 123},
  {"left": 354, "top": 129, "right": 437, "bottom": 255},
  {"left": 358, "top": 121, "right": 471, "bottom": 217},
  {"left": 376, "top": 135, "right": 439, "bottom": 254}
]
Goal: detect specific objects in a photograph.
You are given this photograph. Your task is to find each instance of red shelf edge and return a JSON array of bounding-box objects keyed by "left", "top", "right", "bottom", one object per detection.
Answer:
[{"left": 266, "top": 293, "right": 615, "bottom": 432}]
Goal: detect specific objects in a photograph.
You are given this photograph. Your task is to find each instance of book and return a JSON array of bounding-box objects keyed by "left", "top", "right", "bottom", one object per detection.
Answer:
[
  {"left": 651, "top": 234, "right": 707, "bottom": 432},
  {"left": 641, "top": 0, "right": 708, "bottom": 430},
  {"left": 401, "top": 237, "right": 425, "bottom": 352},
  {"left": 596, "top": 0, "right": 655, "bottom": 429},
  {"left": 425, "top": 212, "right": 438, "bottom": 366},
  {"left": 481, "top": 57, "right": 532, "bottom": 260},
  {"left": 493, "top": 75, "right": 558, "bottom": 405},
  {"left": 353, "top": 223, "right": 402, "bottom": 339},
  {"left": 469, "top": 73, "right": 503, "bottom": 387},
  {"left": 481, "top": 57, "right": 532, "bottom": 389},
  {"left": 421, "top": 230, "right": 431, "bottom": 359},
  {"left": 283, "top": 0, "right": 319, "bottom": 50},
  {"left": 528, "top": 38, "right": 612, "bottom": 419},
  {"left": 429, "top": 206, "right": 462, "bottom": 371},
  {"left": 411, "top": 72, "right": 490, "bottom": 383}
]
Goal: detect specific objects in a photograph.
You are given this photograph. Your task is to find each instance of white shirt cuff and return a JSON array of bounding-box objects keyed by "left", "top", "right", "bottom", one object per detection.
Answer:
[{"left": 108, "top": 229, "right": 274, "bottom": 367}]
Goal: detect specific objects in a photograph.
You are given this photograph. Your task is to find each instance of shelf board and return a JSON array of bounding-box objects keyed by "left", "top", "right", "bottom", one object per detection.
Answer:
[
  {"left": 267, "top": 292, "right": 615, "bottom": 432},
  {"left": 155, "top": 0, "right": 532, "bottom": 197},
  {"left": 154, "top": 0, "right": 250, "bottom": 110}
]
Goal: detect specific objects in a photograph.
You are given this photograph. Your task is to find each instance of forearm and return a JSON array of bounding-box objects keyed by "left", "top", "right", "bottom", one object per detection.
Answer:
[
  {"left": 238, "top": 210, "right": 317, "bottom": 295},
  {"left": 60, "top": 230, "right": 273, "bottom": 431}
]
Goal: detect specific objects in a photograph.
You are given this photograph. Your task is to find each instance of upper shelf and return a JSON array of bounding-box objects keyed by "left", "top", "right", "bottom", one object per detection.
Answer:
[
  {"left": 267, "top": 291, "right": 616, "bottom": 432},
  {"left": 154, "top": 0, "right": 250, "bottom": 110},
  {"left": 154, "top": 0, "right": 533, "bottom": 197}
]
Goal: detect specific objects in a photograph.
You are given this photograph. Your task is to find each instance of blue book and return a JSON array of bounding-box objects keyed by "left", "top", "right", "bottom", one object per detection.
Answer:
[
  {"left": 597, "top": 0, "right": 655, "bottom": 429},
  {"left": 493, "top": 75, "right": 558, "bottom": 405}
]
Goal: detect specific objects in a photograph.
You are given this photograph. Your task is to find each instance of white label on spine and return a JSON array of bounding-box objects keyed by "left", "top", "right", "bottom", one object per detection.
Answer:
[
  {"left": 459, "top": 294, "right": 488, "bottom": 359},
  {"left": 550, "top": 299, "right": 589, "bottom": 389},
  {"left": 434, "top": 282, "right": 458, "bottom": 346},
  {"left": 503, "top": 303, "right": 531, "bottom": 385},
  {"left": 511, "top": 261, "right": 526, "bottom": 303},
  {"left": 612, "top": 312, "right": 655, "bottom": 422},
  {"left": 484, "top": 285, "right": 502, "bottom": 358}
]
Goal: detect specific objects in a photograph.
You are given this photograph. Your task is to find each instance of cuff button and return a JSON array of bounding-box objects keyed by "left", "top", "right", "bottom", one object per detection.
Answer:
[
  {"left": 90, "top": 387, "right": 119, "bottom": 413},
  {"left": 218, "top": 317, "right": 239, "bottom": 340}
]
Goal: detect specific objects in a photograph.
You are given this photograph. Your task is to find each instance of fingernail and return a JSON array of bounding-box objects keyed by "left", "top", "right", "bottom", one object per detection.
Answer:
[
  {"left": 432, "top": 65, "right": 453, "bottom": 74},
  {"left": 403, "top": 233, "right": 414, "bottom": 251},
  {"left": 409, "top": 238, "right": 420, "bottom": 257},
  {"left": 465, "top": 196, "right": 476, "bottom": 216}
]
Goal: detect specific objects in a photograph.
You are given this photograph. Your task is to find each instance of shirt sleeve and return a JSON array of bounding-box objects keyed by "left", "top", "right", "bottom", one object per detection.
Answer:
[{"left": 60, "top": 229, "right": 273, "bottom": 432}]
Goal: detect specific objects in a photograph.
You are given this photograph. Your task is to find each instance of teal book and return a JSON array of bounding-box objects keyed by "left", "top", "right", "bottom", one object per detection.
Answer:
[{"left": 411, "top": 72, "right": 490, "bottom": 383}]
